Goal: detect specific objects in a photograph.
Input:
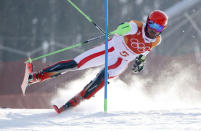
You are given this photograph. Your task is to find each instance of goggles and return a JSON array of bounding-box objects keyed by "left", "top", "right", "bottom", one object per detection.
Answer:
[{"left": 148, "top": 20, "right": 164, "bottom": 32}]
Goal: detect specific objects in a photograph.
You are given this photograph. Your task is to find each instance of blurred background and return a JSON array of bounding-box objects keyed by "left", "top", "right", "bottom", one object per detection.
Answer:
[{"left": 0, "top": 0, "right": 201, "bottom": 108}]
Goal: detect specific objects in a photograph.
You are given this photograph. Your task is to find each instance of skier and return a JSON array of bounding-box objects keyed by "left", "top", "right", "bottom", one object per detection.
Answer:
[{"left": 22, "top": 10, "right": 168, "bottom": 114}]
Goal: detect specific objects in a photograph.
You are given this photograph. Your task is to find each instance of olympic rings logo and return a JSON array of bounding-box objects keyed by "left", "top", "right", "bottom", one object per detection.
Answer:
[{"left": 130, "top": 38, "right": 151, "bottom": 52}]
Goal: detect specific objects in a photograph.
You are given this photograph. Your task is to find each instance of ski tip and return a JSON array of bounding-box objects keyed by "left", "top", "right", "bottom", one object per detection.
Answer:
[
  {"left": 21, "top": 71, "right": 29, "bottom": 96},
  {"left": 21, "top": 83, "right": 27, "bottom": 96},
  {"left": 21, "top": 62, "right": 32, "bottom": 96},
  {"left": 53, "top": 105, "right": 60, "bottom": 114},
  {"left": 53, "top": 105, "right": 66, "bottom": 114}
]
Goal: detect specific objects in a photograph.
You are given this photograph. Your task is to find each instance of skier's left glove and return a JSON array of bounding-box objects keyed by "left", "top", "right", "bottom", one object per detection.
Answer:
[
  {"left": 132, "top": 55, "right": 146, "bottom": 73},
  {"left": 110, "top": 22, "right": 131, "bottom": 36}
]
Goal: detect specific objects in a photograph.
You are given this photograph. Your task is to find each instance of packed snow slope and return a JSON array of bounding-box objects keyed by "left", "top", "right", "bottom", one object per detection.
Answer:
[
  {"left": 1, "top": 108, "right": 201, "bottom": 131},
  {"left": 1, "top": 62, "right": 201, "bottom": 131}
]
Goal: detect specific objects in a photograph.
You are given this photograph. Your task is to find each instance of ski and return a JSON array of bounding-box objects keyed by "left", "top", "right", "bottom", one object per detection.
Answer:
[
  {"left": 53, "top": 105, "right": 60, "bottom": 114},
  {"left": 21, "top": 62, "right": 33, "bottom": 95},
  {"left": 53, "top": 105, "right": 65, "bottom": 114}
]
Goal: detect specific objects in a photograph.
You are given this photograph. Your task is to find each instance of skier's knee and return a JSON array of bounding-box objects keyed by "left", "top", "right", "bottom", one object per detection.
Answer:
[{"left": 83, "top": 69, "right": 105, "bottom": 99}]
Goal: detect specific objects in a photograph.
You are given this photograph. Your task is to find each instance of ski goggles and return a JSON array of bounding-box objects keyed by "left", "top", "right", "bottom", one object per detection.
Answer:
[{"left": 148, "top": 20, "right": 164, "bottom": 32}]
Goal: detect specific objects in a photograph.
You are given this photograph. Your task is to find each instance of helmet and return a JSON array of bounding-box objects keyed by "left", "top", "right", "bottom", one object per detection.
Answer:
[{"left": 147, "top": 10, "right": 168, "bottom": 32}]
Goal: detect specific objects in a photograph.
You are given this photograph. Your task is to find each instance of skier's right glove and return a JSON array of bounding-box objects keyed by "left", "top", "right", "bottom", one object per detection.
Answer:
[
  {"left": 132, "top": 55, "right": 146, "bottom": 73},
  {"left": 110, "top": 22, "right": 131, "bottom": 36}
]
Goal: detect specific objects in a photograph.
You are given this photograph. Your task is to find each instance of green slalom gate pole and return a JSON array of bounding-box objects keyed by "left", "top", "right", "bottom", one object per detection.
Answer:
[
  {"left": 66, "top": 0, "right": 105, "bottom": 35},
  {"left": 104, "top": 0, "right": 108, "bottom": 112},
  {"left": 25, "top": 34, "right": 105, "bottom": 63}
]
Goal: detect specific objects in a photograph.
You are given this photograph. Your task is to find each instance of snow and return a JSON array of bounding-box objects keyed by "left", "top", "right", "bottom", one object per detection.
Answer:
[
  {"left": 1, "top": 108, "right": 201, "bottom": 131},
  {"left": 1, "top": 66, "right": 201, "bottom": 131}
]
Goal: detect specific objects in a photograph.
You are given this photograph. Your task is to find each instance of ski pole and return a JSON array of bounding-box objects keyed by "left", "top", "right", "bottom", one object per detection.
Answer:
[
  {"left": 24, "top": 22, "right": 129, "bottom": 63},
  {"left": 25, "top": 34, "right": 105, "bottom": 63},
  {"left": 66, "top": 0, "right": 131, "bottom": 36},
  {"left": 66, "top": 0, "right": 105, "bottom": 35},
  {"left": 24, "top": 28, "right": 120, "bottom": 63},
  {"left": 25, "top": 0, "right": 130, "bottom": 63}
]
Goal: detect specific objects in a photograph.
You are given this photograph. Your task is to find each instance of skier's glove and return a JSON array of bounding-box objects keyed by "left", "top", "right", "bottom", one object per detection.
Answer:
[
  {"left": 132, "top": 55, "right": 146, "bottom": 73},
  {"left": 110, "top": 22, "right": 131, "bottom": 36}
]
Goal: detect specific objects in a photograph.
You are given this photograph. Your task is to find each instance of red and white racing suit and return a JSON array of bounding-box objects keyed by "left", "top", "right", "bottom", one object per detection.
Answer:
[
  {"left": 34, "top": 20, "right": 162, "bottom": 112},
  {"left": 74, "top": 20, "right": 161, "bottom": 78}
]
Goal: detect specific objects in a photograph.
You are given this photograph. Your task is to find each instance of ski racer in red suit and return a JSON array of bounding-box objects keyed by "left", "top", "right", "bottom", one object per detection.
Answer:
[{"left": 23, "top": 10, "right": 168, "bottom": 114}]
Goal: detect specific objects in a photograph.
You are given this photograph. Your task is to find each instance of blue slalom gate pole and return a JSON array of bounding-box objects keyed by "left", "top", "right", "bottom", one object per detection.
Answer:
[{"left": 104, "top": 0, "right": 108, "bottom": 112}]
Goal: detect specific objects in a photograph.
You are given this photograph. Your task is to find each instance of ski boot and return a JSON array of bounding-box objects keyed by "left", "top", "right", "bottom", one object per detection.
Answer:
[
  {"left": 53, "top": 90, "right": 85, "bottom": 114},
  {"left": 28, "top": 59, "right": 78, "bottom": 85},
  {"left": 21, "top": 62, "right": 55, "bottom": 95},
  {"left": 21, "top": 60, "right": 78, "bottom": 95}
]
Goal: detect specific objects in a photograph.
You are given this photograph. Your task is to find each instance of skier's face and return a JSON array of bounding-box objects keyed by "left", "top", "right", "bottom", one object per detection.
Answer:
[
  {"left": 146, "top": 27, "right": 161, "bottom": 39},
  {"left": 145, "top": 20, "right": 164, "bottom": 39}
]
